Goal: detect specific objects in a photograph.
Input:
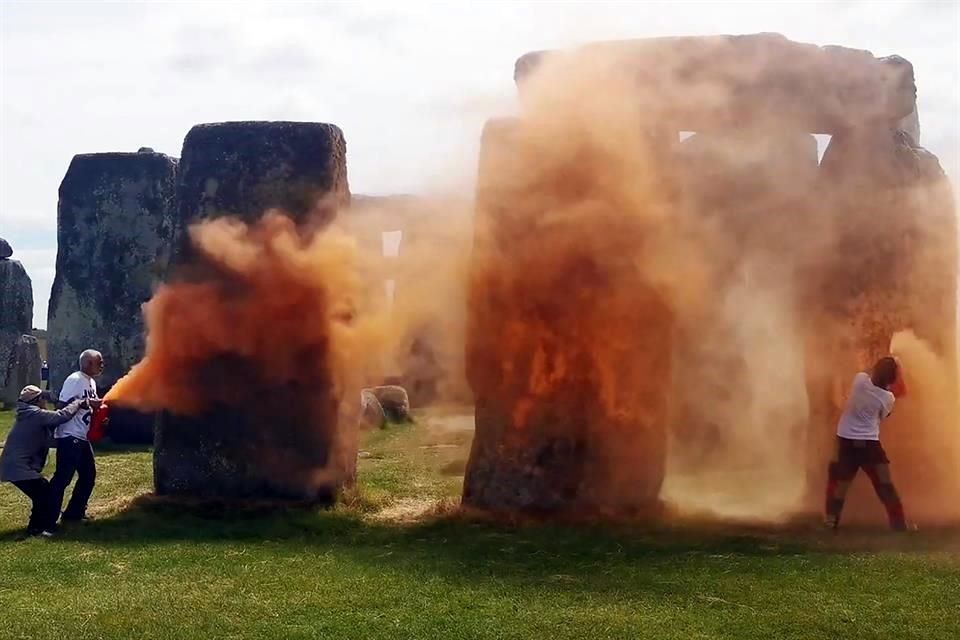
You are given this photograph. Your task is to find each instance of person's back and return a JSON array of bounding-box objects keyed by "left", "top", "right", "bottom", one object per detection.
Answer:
[
  {"left": 1, "top": 403, "right": 55, "bottom": 482},
  {"left": 55, "top": 370, "right": 97, "bottom": 440},
  {"left": 0, "top": 386, "right": 82, "bottom": 536},
  {"left": 0, "top": 399, "right": 84, "bottom": 482},
  {"left": 836, "top": 372, "right": 895, "bottom": 441}
]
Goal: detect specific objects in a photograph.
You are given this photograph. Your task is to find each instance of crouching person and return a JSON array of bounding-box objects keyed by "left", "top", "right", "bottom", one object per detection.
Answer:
[{"left": 0, "top": 386, "right": 84, "bottom": 537}]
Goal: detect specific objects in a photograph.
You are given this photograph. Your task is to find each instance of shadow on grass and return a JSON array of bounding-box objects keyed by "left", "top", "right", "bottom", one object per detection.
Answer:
[
  {"left": 38, "top": 493, "right": 960, "bottom": 561},
  {"left": 3, "top": 494, "right": 958, "bottom": 608},
  {"left": 93, "top": 442, "right": 153, "bottom": 456}
]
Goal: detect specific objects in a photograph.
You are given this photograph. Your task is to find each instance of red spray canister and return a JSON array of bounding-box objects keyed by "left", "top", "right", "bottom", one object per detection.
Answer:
[{"left": 88, "top": 403, "right": 110, "bottom": 443}]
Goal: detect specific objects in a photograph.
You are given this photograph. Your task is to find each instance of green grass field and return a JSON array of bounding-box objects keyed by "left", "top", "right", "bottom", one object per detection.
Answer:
[{"left": 1, "top": 408, "right": 959, "bottom": 639}]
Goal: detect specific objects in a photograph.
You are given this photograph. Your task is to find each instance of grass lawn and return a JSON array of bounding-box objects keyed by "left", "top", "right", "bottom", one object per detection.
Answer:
[{"left": 1, "top": 407, "right": 959, "bottom": 639}]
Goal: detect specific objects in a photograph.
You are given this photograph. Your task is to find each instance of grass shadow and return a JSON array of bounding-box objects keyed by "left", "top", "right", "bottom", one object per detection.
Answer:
[
  {"left": 5, "top": 492, "right": 957, "bottom": 608},
  {"left": 55, "top": 492, "right": 960, "bottom": 557},
  {"left": 93, "top": 441, "right": 153, "bottom": 456}
]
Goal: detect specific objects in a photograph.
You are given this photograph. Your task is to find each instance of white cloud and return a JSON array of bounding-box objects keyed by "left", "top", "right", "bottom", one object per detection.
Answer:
[{"left": 1, "top": 0, "right": 958, "bottom": 328}]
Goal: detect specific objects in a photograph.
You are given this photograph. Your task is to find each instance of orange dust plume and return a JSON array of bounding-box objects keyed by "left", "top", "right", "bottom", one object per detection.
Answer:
[
  {"left": 885, "top": 330, "right": 960, "bottom": 525},
  {"left": 463, "top": 37, "right": 958, "bottom": 525},
  {"left": 105, "top": 210, "right": 384, "bottom": 416}
]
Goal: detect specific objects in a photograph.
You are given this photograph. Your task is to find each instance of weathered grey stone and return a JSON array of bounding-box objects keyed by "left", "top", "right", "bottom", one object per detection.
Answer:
[
  {"left": 515, "top": 34, "right": 917, "bottom": 133},
  {"left": 154, "top": 412, "right": 336, "bottom": 501},
  {"left": 360, "top": 389, "right": 386, "bottom": 427},
  {"left": 361, "top": 385, "right": 411, "bottom": 426},
  {"left": 155, "top": 120, "right": 354, "bottom": 501},
  {"left": 0, "top": 258, "right": 33, "bottom": 393},
  {"left": 172, "top": 121, "right": 349, "bottom": 265},
  {"left": 102, "top": 406, "right": 154, "bottom": 445},
  {"left": 154, "top": 356, "right": 344, "bottom": 501},
  {"left": 0, "top": 237, "right": 12, "bottom": 259},
  {"left": 2, "top": 335, "right": 41, "bottom": 406},
  {"left": 47, "top": 150, "right": 178, "bottom": 393}
]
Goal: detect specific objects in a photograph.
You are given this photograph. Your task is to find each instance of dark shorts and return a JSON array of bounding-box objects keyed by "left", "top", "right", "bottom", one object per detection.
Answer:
[
  {"left": 833, "top": 437, "right": 890, "bottom": 467},
  {"left": 826, "top": 436, "right": 904, "bottom": 529}
]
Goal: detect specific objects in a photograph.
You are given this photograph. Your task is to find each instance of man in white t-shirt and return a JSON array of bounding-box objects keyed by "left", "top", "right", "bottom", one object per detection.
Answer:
[
  {"left": 824, "top": 356, "right": 909, "bottom": 531},
  {"left": 49, "top": 349, "right": 104, "bottom": 525}
]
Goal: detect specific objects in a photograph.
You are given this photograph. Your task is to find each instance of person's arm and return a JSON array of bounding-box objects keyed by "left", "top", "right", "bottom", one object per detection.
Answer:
[{"left": 33, "top": 399, "right": 85, "bottom": 428}]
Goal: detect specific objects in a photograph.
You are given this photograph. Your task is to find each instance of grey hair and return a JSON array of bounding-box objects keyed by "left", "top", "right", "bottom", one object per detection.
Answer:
[{"left": 78, "top": 349, "right": 103, "bottom": 369}]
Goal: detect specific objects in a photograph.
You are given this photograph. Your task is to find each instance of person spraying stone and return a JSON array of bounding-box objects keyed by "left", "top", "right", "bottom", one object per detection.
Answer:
[
  {"left": 0, "top": 386, "right": 85, "bottom": 537},
  {"left": 49, "top": 349, "right": 105, "bottom": 524},
  {"left": 824, "top": 356, "right": 911, "bottom": 531}
]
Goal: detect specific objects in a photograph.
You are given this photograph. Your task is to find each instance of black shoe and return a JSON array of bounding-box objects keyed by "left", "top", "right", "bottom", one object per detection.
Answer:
[{"left": 60, "top": 515, "right": 91, "bottom": 525}]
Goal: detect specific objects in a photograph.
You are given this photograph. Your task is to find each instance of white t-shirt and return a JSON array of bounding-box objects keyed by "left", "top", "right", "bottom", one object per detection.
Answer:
[
  {"left": 56, "top": 371, "right": 98, "bottom": 440},
  {"left": 836, "top": 372, "right": 895, "bottom": 441}
]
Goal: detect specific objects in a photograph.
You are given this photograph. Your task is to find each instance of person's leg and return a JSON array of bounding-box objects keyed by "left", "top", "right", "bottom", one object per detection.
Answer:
[
  {"left": 11, "top": 479, "right": 51, "bottom": 533},
  {"left": 48, "top": 438, "right": 80, "bottom": 524},
  {"left": 862, "top": 443, "right": 906, "bottom": 530},
  {"left": 62, "top": 440, "right": 96, "bottom": 521},
  {"left": 825, "top": 439, "right": 858, "bottom": 528}
]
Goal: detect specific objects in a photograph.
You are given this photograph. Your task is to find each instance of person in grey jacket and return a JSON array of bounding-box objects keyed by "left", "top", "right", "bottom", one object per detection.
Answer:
[{"left": 0, "top": 385, "right": 84, "bottom": 537}]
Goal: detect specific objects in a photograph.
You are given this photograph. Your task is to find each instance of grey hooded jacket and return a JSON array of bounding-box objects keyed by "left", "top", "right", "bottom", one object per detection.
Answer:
[{"left": 0, "top": 400, "right": 83, "bottom": 482}]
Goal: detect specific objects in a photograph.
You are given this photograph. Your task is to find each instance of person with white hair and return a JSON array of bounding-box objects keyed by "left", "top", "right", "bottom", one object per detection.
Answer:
[
  {"left": 0, "top": 386, "right": 85, "bottom": 536},
  {"left": 48, "top": 349, "right": 105, "bottom": 525}
]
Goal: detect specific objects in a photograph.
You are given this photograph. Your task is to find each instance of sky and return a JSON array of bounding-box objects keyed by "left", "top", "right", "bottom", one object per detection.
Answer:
[{"left": 1, "top": 0, "right": 958, "bottom": 329}]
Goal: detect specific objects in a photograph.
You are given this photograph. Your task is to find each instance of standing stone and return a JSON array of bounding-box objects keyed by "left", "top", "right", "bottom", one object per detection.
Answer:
[
  {"left": 47, "top": 151, "right": 178, "bottom": 394},
  {"left": 155, "top": 121, "right": 353, "bottom": 501},
  {"left": 154, "top": 357, "right": 343, "bottom": 501},
  {"left": 0, "top": 256, "right": 33, "bottom": 397},
  {"left": 799, "top": 54, "right": 956, "bottom": 524},
  {"left": 507, "top": 34, "right": 936, "bottom": 522},
  {"left": 2, "top": 335, "right": 42, "bottom": 406},
  {"left": 462, "top": 119, "right": 674, "bottom": 517},
  {"left": 172, "top": 121, "right": 349, "bottom": 263},
  {"left": 0, "top": 237, "right": 12, "bottom": 259},
  {"left": 803, "top": 126, "right": 958, "bottom": 524}
]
